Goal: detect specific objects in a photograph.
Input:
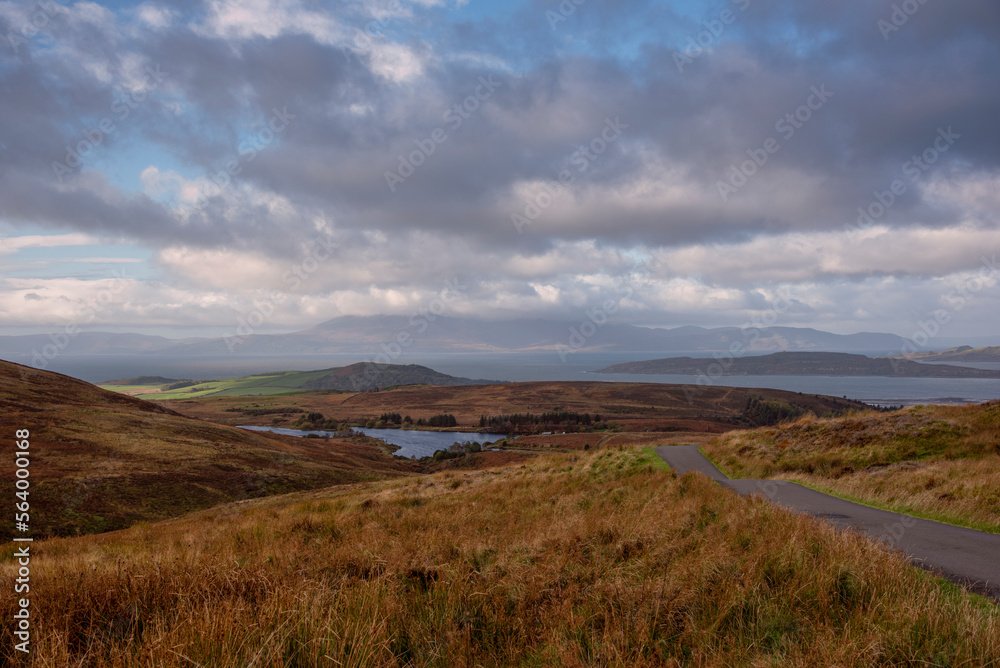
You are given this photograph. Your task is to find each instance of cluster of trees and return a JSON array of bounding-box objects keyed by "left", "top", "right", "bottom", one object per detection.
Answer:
[
  {"left": 379, "top": 413, "right": 409, "bottom": 425},
  {"left": 478, "top": 411, "right": 596, "bottom": 429},
  {"left": 859, "top": 402, "right": 904, "bottom": 413},
  {"left": 296, "top": 412, "right": 459, "bottom": 430},
  {"left": 431, "top": 441, "right": 482, "bottom": 462},
  {"left": 420, "top": 414, "right": 458, "bottom": 428},
  {"left": 369, "top": 413, "right": 458, "bottom": 428},
  {"left": 294, "top": 412, "right": 347, "bottom": 432},
  {"left": 478, "top": 411, "right": 611, "bottom": 434}
]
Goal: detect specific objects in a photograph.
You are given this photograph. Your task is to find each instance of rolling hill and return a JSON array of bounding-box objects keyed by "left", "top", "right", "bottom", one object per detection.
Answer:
[
  {"left": 0, "top": 360, "right": 416, "bottom": 538},
  {"left": 100, "top": 362, "right": 499, "bottom": 398},
  {"left": 595, "top": 351, "right": 1000, "bottom": 378}
]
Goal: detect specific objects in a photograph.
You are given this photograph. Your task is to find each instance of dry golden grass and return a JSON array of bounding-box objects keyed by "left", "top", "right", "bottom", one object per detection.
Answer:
[
  {"left": 0, "top": 360, "right": 416, "bottom": 537},
  {"left": 3, "top": 447, "right": 998, "bottom": 666},
  {"left": 704, "top": 401, "right": 1000, "bottom": 532}
]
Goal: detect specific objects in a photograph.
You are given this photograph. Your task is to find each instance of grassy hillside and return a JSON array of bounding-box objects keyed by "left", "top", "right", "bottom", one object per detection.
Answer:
[
  {"left": 99, "top": 363, "right": 497, "bottom": 399},
  {"left": 703, "top": 401, "right": 1000, "bottom": 532},
  {"left": 2, "top": 447, "right": 997, "bottom": 666},
  {"left": 298, "top": 362, "right": 497, "bottom": 391},
  {"left": 99, "top": 368, "right": 346, "bottom": 399},
  {"left": 0, "top": 360, "right": 416, "bottom": 537}
]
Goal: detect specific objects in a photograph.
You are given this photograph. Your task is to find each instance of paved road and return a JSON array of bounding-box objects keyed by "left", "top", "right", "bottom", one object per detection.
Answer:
[{"left": 655, "top": 445, "right": 1000, "bottom": 600}]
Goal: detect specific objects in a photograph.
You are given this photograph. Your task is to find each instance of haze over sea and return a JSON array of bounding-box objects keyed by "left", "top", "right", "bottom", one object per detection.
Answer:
[{"left": 19, "top": 352, "right": 1000, "bottom": 407}]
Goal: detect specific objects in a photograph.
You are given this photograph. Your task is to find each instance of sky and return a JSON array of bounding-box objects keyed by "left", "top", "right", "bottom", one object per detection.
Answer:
[{"left": 0, "top": 0, "right": 998, "bottom": 341}]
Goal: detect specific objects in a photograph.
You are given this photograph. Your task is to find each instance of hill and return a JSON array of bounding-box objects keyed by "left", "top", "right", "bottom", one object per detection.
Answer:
[
  {"left": 898, "top": 345, "right": 1000, "bottom": 363},
  {"left": 595, "top": 351, "right": 1000, "bottom": 378},
  {"left": 298, "top": 362, "right": 498, "bottom": 391},
  {"left": 703, "top": 401, "right": 1000, "bottom": 533},
  {"left": 3, "top": 447, "right": 997, "bottom": 665},
  {"left": 100, "top": 363, "right": 499, "bottom": 398},
  {"left": 0, "top": 360, "right": 416, "bottom": 538}
]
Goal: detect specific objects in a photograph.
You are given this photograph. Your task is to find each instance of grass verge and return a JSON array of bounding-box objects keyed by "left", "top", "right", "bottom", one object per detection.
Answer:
[
  {"left": 702, "top": 402, "right": 1000, "bottom": 534},
  {"left": 637, "top": 446, "right": 673, "bottom": 472}
]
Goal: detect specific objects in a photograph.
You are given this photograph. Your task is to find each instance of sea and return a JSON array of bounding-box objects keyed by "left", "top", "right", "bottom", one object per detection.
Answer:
[{"left": 9, "top": 351, "right": 1000, "bottom": 407}]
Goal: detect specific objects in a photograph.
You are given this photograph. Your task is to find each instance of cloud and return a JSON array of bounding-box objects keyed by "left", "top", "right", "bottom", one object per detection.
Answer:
[
  {"left": 0, "top": 234, "right": 100, "bottom": 255},
  {"left": 133, "top": 3, "right": 176, "bottom": 31},
  {"left": 1, "top": 0, "right": 999, "bottom": 336},
  {"left": 651, "top": 224, "right": 1000, "bottom": 285},
  {"left": 192, "top": 0, "right": 343, "bottom": 45}
]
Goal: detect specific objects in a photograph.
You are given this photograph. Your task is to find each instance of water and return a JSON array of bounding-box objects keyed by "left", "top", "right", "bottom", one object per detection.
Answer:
[
  {"left": 239, "top": 425, "right": 504, "bottom": 459},
  {"left": 587, "top": 373, "right": 1000, "bottom": 407},
  {"left": 7, "top": 351, "right": 999, "bottom": 406},
  {"left": 923, "top": 361, "right": 1000, "bottom": 371}
]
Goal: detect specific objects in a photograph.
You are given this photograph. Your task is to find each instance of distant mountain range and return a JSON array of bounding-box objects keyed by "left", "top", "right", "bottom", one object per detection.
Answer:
[
  {"left": 895, "top": 346, "right": 1000, "bottom": 363},
  {"left": 0, "top": 316, "right": 921, "bottom": 360},
  {"left": 595, "top": 352, "right": 1000, "bottom": 378}
]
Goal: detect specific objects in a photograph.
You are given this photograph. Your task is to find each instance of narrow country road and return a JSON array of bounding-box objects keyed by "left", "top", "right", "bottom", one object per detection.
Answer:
[{"left": 655, "top": 445, "right": 1000, "bottom": 600}]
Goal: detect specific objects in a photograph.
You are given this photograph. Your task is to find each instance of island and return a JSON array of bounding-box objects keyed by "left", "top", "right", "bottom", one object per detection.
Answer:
[
  {"left": 893, "top": 345, "right": 1000, "bottom": 363},
  {"left": 594, "top": 351, "right": 1000, "bottom": 378}
]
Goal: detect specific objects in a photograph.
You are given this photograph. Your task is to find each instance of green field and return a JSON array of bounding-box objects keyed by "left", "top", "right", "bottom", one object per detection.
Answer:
[
  {"left": 100, "top": 362, "right": 485, "bottom": 398},
  {"left": 100, "top": 369, "right": 339, "bottom": 399}
]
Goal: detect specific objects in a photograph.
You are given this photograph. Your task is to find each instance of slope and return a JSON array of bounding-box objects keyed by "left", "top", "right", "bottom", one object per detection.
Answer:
[
  {"left": 0, "top": 360, "right": 416, "bottom": 538},
  {"left": 702, "top": 401, "right": 1000, "bottom": 532}
]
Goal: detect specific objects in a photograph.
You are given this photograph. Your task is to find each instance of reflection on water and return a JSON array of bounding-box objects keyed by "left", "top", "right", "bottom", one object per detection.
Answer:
[{"left": 239, "top": 425, "right": 504, "bottom": 459}]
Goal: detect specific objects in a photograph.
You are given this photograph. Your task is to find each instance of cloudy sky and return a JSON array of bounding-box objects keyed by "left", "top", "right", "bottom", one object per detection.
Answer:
[{"left": 1, "top": 0, "right": 998, "bottom": 340}]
